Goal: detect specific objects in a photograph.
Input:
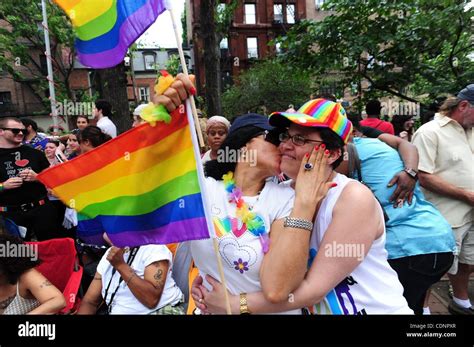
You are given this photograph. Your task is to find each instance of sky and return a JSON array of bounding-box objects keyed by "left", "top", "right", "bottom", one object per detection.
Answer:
[{"left": 138, "top": 0, "right": 186, "bottom": 48}]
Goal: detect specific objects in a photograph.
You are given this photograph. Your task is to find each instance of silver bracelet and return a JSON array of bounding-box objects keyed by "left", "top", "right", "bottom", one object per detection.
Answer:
[{"left": 284, "top": 217, "right": 313, "bottom": 232}]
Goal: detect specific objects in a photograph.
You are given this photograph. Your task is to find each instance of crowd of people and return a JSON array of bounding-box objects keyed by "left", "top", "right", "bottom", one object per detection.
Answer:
[{"left": 0, "top": 75, "right": 472, "bottom": 316}]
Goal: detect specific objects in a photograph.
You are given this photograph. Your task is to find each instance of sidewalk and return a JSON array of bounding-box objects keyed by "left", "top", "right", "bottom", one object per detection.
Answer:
[{"left": 428, "top": 274, "right": 474, "bottom": 314}]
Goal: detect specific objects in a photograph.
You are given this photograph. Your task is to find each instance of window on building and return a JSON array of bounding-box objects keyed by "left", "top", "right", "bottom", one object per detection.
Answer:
[
  {"left": 138, "top": 87, "right": 150, "bottom": 102},
  {"left": 143, "top": 54, "right": 156, "bottom": 70},
  {"left": 220, "top": 38, "right": 229, "bottom": 49},
  {"left": 315, "top": 0, "right": 325, "bottom": 9},
  {"left": 247, "top": 37, "right": 258, "bottom": 59},
  {"left": 0, "top": 92, "right": 12, "bottom": 105},
  {"left": 274, "top": 3, "right": 297, "bottom": 23},
  {"left": 244, "top": 3, "right": 256, "bottom": 24},
  {"left": 273, "top": 4, "right": 283, "bottom": 23},
  {"left": 286, "top": 4, "right": 296, "bottom": 24}
]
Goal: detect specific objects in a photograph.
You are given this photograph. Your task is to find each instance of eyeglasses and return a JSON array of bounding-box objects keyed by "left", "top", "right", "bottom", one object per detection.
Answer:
[
  {"left": 279, "top": 131, "right": 324, "bottom": 146},
  {"left": 1, "top": 128, "right": 26, "bottom": 135}
]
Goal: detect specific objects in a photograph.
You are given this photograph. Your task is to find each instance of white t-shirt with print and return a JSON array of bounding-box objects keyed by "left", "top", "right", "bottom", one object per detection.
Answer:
[
  {"left": 190, "top": 177, "right": 299, "bottom": 314},
  {"left": 97, "top": 245, "right": 183, "bottom": 314},
  {"left": 97, "top": 116, "right": 117, "bottom": 138}
]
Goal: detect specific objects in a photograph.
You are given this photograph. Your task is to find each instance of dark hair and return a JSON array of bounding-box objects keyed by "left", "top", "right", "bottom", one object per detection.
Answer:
[
  {"left": 315, "top": 128, "right": 345, "bottom": 169},
  {"left": 76, "top": 115, "right": 90, "bottom": 123},
  {"left": 0, "top": 234, "right": 41, "bottom": 285},
  {"left": 77, "top": 126, "right": 112, "bottom": 148},
  {"left": 316, "top": 93, "right": 337, "bottom": 102},
  {"left": 47, "top": 139, "right": 60, "bottom": 147},
  {"left": 204, "top": 125, "right": 266, "bottom": 179},
  {"left": 347, "top": 113, "right": 361, "bottom": 131},
  {"left": 0, "top": 117, "right": 22, "bottom": 128},
  {"left": 20, "top": 118, "right": 38, "bottom": 132},
  {"left": 95, "top": 100, "right": 112, "bottom": 118},
  {"left": 365, "top": 100, "right": 382, "bottom": 116},
  {"left": 391, "top": 114, "right": 413, "bottom": 137}
]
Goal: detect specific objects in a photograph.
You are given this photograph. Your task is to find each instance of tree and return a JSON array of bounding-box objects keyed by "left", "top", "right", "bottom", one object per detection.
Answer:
[
  {"left": 275, "top": 0, "right": 474, "bottom": 106},
  {"left": 197, "top": 0, "right": 238, "bottom": 117},
  {"left": 222, "top": 60, "right": 313, "bottom": 117},
  {"left": 0, "top": 0, "right": 76, "bottom": 112},
  {"left": 92, "top": 64, "right": 131, "bottom": 134}
]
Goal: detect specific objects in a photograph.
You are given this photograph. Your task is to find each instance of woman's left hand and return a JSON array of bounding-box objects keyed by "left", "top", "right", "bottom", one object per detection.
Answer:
[
  {"left": 293, "top": 144, "right": 336, "bottom": 211},
  {"left": 201, "top": 275, "right": 233, "bottom": 314}
]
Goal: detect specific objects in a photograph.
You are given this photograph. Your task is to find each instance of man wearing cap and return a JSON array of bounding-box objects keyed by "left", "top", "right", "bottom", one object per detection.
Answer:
[{"left": 412, "top": 84, "right": 474, "bottom": 315}]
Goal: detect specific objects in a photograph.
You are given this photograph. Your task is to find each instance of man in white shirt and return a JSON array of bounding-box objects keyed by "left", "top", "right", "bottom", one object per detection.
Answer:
[
  {"left": 412, "top": 84, "right": 474, "bottom": 315},
  {"left": 94, "top": 100, "right": 117, "bottom": 138}
]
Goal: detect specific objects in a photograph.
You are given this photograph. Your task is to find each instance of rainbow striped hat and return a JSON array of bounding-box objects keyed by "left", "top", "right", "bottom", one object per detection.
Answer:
[{"left": 269, "top": 99, "right": 353, "bottom": 144}]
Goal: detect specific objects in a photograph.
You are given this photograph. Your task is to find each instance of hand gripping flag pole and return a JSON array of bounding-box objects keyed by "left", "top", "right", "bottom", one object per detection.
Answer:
[{"left": 164, "top": 0, "right": 232, "bottom": 315}]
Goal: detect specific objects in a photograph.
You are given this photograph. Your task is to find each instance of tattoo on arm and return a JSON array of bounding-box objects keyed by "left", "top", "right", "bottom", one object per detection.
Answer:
[
  {"left": 152, "top": 266, "right": 165, "bottom": 290},
  {"left": 93, "top": 275, "right": 102, "bottom": 281},
  {"left": 39, "top": 280, "right": 52, "bottom": 289}
]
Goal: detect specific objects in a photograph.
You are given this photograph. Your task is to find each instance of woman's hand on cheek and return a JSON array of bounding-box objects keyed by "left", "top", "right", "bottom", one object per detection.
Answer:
[{"left": 294, "top": 144, "right": 336, "bottom": 210}]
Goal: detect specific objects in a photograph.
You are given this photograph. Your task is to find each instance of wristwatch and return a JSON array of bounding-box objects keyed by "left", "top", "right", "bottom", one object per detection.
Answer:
[
  {"left": 239, "top": 293, "right": 251, "bottom": 314},
  {"left": 404, "top": 167, "right": 418, "bottom": 180}
]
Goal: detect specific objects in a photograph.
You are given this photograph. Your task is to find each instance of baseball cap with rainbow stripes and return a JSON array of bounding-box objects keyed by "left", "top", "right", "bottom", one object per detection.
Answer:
[{"left": 269, "top": 99, "right": 353, "bottom": 144}]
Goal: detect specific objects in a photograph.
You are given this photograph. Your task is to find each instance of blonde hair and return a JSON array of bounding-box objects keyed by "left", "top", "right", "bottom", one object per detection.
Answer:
[{"left": 439, "top": 97, "right": 462, "bottom": 117}]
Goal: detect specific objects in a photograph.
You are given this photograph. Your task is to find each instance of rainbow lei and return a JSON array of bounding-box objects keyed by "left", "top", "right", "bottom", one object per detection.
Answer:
[{"left": 222, "top": 172, "right": 270, "bottom": 253}]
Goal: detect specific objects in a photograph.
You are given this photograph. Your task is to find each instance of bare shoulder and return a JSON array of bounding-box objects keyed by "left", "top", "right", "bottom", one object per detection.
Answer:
[
  {"left": 334, "top": 181, "right": 378, "bottom": 214},
  {"left": 19, "top": 268, "right": 50, "bottom": 296}
]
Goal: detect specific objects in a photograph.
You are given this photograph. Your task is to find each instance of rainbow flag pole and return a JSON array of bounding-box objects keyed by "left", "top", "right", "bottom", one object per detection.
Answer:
[
  {"left": 164, "top": 0, "right": 205, "bottom": 149},
  {"left": 165, "top": 0, "right": 232, "bottom": 314}
]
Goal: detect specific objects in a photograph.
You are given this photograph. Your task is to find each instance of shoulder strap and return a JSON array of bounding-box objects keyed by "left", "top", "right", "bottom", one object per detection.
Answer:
[{"left": 105, "top": 247, "right": 140, "bottom": 312}]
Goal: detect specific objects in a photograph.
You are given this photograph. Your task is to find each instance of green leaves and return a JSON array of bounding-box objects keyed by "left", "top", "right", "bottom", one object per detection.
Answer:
[
  {"left": 222, "top": 60, "right": 313, "bottom": 117},
  {"left": 275, "top": 0, "right": 474, "bottom": 104}
]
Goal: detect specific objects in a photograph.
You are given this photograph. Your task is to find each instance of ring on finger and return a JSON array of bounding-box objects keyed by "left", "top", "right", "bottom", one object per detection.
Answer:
[{"left": 304, "top": 163, "right": 314, "bottom": 171}]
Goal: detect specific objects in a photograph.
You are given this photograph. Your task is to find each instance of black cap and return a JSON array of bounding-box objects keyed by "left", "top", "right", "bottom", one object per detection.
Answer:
[
  {"left": 457, "top": 84, "right": 474, "bottom": 104},
  {"left": 229, "top": 113, "right": 274, "bottom": 134}
]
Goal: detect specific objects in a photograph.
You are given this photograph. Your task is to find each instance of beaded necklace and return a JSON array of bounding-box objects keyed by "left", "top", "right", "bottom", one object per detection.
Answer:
[{"left": 222, "top": 171, "right": 270, "bottom": 253}]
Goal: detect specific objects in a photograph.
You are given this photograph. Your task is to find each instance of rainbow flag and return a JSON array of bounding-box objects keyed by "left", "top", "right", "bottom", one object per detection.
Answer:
[
  {"left": 52, "top": 0, "right": 167, "bottom": 68},
  {"left": 38, "top": 107, "right": 210, "bottom": 247}
]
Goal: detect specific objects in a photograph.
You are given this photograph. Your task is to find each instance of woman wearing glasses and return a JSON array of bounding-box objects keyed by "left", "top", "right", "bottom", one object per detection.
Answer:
[{"left": 193, "top": 99, "right": 412, "bottom": 314}]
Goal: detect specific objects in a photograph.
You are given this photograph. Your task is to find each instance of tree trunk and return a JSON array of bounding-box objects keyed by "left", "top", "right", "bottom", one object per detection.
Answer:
[
  {"left": 201, "top": 0, "right": 222, "bottom": 117},
  {"left": 94, "top": 63, "right": 131, "bottom": 133}
]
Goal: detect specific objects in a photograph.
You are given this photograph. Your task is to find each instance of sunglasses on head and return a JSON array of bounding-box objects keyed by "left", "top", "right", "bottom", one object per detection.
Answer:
[
  {"left": 257, "top": 130, "right": 281, "bottom": 146},
  {"left": 1, "top": 128, "right": 26, "bottom": 135}
]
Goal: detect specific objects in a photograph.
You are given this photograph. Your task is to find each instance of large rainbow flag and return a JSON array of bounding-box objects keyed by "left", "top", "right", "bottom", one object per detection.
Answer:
[
  {"left": 52, "top": 0, "right": 167, "bottom": 68},
  {"left": 38, "top": 107, "right": 210, "bottom": 247}
]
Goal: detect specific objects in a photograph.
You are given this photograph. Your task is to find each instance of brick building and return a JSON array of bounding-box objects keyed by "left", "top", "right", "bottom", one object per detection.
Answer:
[{"left": 187, "top": 0, "right": 307, "bottom": 92}]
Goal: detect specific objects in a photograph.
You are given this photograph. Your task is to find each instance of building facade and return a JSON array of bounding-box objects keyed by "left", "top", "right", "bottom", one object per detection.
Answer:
[{"left": 187, "top": 0, "right": 307, "bottom": 92}]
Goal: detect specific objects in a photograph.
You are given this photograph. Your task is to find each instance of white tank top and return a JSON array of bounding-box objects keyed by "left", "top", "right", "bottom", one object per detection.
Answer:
[{"left": 307, "top": 174, "right": 412, "bottom": 314}]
